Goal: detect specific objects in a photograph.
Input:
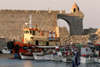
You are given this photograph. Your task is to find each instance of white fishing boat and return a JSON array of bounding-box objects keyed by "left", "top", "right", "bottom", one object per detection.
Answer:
[
  {"left": 62, "top": 56, "right": 74, "bottom": 63},
  {"left": 32, "top": 46, "right": 58, "bottom": 60},
  {"left": 33, "top": 49, "right": 63, "bottom": 61},
  {"left": 80, "top": 57, "right": 95, "bottom": 63},
  {"left": 51, "top": 51, "right": 62, "bottom": 61},
  {"left": 94, "top": 58, "right": 99, "bottom": 63},
  {"left": 32, "top": 46, "right": 76, "bottom": 62},
  {"left": 98, "top": 59, "right": 100, "bottom": 63},
  {"left": 51, "top": 55, "right": 62, "bottom": 61},
  {"left": 33, "top": 52, "right": 47, "bottom": 60},
  {"left": 59, "top": 46, "right": 76, "bottom": 62},
  {"left": 34, "top": 54, "right": 53, "bottom": 60},
  {"left": 44, "top": 54, "right": 53, "bottom": 60},
  {"left": 61, "top": 57, "right": 67, "bottom": 62},
  {"left": 33, "top": 54, "right": 45, "bottom": 60},
  {"left": 19, "top": 53, "right": 34, "bottom": 60},
  {"left": 1, "top": 47, "right": 11, "bottom": 54},
  {"left": 80, "top": 47, "right": 95, "bottom": 63}
]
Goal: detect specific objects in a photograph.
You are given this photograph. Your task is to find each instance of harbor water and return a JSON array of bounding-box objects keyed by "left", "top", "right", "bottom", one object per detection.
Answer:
[{"left": 0, "top": 54, "right": 100, "bottom": 67}]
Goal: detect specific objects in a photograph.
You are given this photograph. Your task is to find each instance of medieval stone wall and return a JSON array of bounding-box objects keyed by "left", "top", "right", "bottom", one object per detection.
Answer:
[
  {"left": 0, "top": 9, "right": 85, "bottom": 49},
  {"left": 0, "top": 10, "right": 60, "bottom": 41},
  {"left": 0, "top": 10, "right": 84, "bottom": 40}
]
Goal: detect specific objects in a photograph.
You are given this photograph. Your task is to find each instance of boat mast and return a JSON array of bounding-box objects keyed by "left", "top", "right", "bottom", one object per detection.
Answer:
[
  {"left": 29, "top": 15, "right": 32, "bottom": 29},
  {"left": 53, "top": 12, "right": 57, "bottom": 45}
]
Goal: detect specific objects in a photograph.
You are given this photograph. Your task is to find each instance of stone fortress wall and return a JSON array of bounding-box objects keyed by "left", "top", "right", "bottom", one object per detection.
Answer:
[
  {"left": 0, "top": 9, "right": 82, "bottom": 49},
  {"left": 0, "top": 10, "right": 60, "bottom": 41}
]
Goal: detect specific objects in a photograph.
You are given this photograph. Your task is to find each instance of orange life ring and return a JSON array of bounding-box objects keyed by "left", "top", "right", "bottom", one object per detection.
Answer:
[
  {"left": 22, "top": 39, "right": 24, "bottom": 42},
  {"left": 73, "top": 47, "right": 77, "bottom": 51}
]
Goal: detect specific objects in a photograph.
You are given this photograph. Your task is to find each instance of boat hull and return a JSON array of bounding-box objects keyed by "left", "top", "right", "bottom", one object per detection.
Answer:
[
  {"left": 20, "top": 53, "right": 34, "bottom": 60},
  {"left": 98, "top": 59, "right": 100, "bottom": 63},
  {"left": 80, "top": 57, "right": 95, "bottom": 63},
  {"left": 1, "top": 50, "right": 11, "bottom": 54},
  {"left": 34, "top": 54, "right": 53, "bottom": 60}
]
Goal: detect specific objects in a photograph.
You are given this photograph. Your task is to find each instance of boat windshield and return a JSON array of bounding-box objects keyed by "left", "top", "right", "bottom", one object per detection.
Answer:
[
  {"left": 30, "top": 30, "right": 35, "bottom": 35},
  {"left": 24, "top": 30, "right": 29, "bottom": 34}
]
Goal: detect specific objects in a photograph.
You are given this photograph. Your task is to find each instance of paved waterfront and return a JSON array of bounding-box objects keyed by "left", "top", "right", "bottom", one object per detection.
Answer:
[{"left": 0, "top": 54, "right": 100, "bottom": 67}]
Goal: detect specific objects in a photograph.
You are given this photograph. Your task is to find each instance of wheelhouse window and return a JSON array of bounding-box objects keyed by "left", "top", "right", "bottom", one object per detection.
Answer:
[
  {"left": 30, "top": 30, "right": 35, "bottom": 35},
  {"left": 30, "top": 30, "right": 32, "bottom": 34},
  {"left": 23, "top": 30, "right": 29, "bottom": 34},
  {"left": 33, "top": 31, "right": 35, "bottom": 35},
  {"left": 26, "top": 31, "right": 29, "bottom": 33}
]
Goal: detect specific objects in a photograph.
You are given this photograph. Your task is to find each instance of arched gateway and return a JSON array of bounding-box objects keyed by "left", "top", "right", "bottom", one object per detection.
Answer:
[{"left": 57, "top": 3, "right": 84, "bottom": 35}]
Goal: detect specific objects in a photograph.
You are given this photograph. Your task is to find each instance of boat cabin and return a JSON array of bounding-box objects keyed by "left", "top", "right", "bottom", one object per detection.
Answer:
[{"left": 22, "top": 25, "right": 60, "bottom": 46}]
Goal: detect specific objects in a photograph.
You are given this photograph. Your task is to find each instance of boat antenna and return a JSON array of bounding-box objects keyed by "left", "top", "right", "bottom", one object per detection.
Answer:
[
  {"left": 53, "top": 11, "right": 57, "bottom": 45},
  {"left": 29, "top": 15, "right": 32, "bottom": 29}
]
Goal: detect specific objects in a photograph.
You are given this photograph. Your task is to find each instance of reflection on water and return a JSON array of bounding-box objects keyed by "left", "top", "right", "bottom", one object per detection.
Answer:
[
  {"left": 0, "top": 58, "right": 100, "bottom": 67},
  {"left": 23, "top": 61, "right": 33, "bottom": 67},
  {"left": 79, "top": 63, "right": 100, "bottom": 67}
]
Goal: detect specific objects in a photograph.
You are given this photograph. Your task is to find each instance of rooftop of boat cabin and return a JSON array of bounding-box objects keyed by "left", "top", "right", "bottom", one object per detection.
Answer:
[
  {"left": 23, "top": 24, "right": 49, "bottom": 32},
  {"left": 23, "top": 28, "right": 49, "bottom": 32}
]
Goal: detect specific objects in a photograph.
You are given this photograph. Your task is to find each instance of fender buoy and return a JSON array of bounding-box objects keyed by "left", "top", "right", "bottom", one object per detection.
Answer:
[
  {"left": 15, "top": 45, "right": 20, "bottom": 49},
  {"left": 15, "top": 49, "right": 19, "bottom": 53},
  {"left": 73, "top": 47, "right": 77, "bottom": 51},
  {"left": 28, "top": 47, "right": 32, "bottom": 49},
  {"left": 65, "top": 52, "right": 68, "bottom": 55},
  {"left": 7, "top": 41, "right": 14, "bottom": 49},
  {"left": 14, "top": 45, "right": 20, "bottom": 53},
  {"left": 41, "top": 31, "right": 44, "bottom": 36},
  {"left": 82, "top": 54, "right": 86, "bottom": 57},
  {"left": 56, "top": 48, "right": 59, "bottom": 50}
]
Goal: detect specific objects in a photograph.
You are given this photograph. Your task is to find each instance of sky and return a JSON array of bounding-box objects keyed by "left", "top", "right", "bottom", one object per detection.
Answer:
[{"left": 0, "top": 0, "right": 100, "bottom": 30}]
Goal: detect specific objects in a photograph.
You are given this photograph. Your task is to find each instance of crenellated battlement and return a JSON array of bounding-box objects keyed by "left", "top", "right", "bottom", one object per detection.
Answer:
[{"left": 0, "top": 9, "right": 71, "bottom": 14}]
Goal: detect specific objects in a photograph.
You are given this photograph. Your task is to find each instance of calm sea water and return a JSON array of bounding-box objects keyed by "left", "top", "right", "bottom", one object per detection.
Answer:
[{"left": 0, "top": 54, "right": 100, "bottom": 67}]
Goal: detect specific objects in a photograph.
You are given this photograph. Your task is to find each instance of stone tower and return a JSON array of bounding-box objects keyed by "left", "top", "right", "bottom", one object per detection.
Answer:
[{"left": 71, "top": 3, "right": 80, "bottom": 13}]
